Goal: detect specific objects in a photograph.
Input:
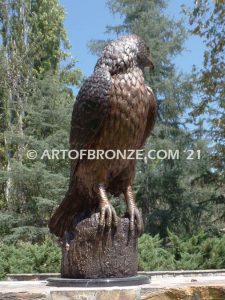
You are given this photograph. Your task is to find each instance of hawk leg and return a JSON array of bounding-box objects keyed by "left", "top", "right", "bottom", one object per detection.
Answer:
[
  {"left": 98, "top": 183, "right": 118, "bottom": 228},
  {"left": 124, "top": 186, "right": 144, "bottom": 235}
]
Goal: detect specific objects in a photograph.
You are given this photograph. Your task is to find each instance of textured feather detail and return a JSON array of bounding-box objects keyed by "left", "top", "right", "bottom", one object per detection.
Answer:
[
  {"left": 49, "top": 35, "right": 157, "bottom": 238},
  {"left": 140, "top": 85, "right": 157, "bottom": 147},
  {"left": 69, "top": 67, "right": 111, "bottom": 176}
]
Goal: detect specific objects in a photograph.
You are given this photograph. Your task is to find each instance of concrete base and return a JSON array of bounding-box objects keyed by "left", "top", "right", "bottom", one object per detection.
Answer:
[{"left": 2, "top": 271, "right": 225, "bottom": 300}]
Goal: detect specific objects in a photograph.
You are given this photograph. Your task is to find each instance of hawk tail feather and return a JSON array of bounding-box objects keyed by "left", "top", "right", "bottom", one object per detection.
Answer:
[{"left": 48, "top": 193, "right": 76, "bottom": 238}]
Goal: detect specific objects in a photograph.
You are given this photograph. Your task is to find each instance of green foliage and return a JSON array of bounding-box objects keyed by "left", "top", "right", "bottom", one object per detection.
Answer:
[
  {"left": 138, "top": 234, "right": 175, "bottom": 271},
  {"left": 0, "top": 231, "right": 224, "bottom": 280},
  {"left": 29, "top": 0, "right": 69, "bottom": 73},
  {"left": 0, "top": 239, "right": 61, "bottom": 280},
  {"left": 0, "top": 71, "right": 76, "bottom": 242},
  {"left": 0, "top": 0, "right": 81, "bottom": 243},
  {"left": 184, "top": 1, "right": 225, "bottom": 181},
  {"left": 138, "top": 231, "right": 225, "bottom": 271}
]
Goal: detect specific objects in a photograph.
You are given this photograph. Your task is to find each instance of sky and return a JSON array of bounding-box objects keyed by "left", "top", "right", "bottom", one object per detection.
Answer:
[{"left": 60, "top": 0, "right": 205, "bottom": 84}]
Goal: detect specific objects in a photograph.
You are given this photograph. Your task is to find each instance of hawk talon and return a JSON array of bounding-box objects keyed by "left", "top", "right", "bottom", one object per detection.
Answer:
[
  {"left": 127, "top": 206, "right": 144, "bottom": 236},
  {"left": 124, "top": 186, "right": 143, "bottom": 236},
  {"left": 99, "top": 203, "right": 118, "bottom": 228}
]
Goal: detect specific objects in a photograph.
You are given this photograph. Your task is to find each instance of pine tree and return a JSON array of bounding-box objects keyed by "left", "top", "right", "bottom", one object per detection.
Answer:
[
  {"left": 0, "top": 0, "right": 81, "bottom": 243},
  {"left": 184, "top": 0, "right": 225, "bottom": 219}
]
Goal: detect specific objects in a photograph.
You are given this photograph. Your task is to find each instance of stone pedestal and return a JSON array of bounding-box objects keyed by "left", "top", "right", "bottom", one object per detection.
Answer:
[{"left": 61, "top": 213, "right": 138, "bottom": 278}]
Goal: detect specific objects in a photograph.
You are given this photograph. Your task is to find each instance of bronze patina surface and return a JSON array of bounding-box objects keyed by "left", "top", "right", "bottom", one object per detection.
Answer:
[{"left": 49, "top": 35, "right": 157, "bottom": 278}]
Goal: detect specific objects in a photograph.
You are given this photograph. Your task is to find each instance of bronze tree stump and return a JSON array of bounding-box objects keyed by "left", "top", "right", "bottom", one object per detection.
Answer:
[{"left": 61, "top": 213, "right": 138, "bottom": 278}]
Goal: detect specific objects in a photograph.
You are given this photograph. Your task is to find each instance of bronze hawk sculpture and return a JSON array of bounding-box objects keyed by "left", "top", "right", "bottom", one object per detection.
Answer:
[{"left": 49, "top": 35, "right": 157, "bottom": 238}]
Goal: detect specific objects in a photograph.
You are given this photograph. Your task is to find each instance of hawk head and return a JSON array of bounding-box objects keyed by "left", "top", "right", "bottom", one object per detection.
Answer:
[{"left": 95, "top": 35, "right": 154, "bottom": 74}]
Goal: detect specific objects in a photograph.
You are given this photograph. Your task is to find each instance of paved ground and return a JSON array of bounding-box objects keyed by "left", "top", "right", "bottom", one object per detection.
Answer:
[
  {"left": 0, "top": 275, "right": 225, "bottom": 292},
  {"left": 0, "top": 273, "right": 225, "bottom": 300}
]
